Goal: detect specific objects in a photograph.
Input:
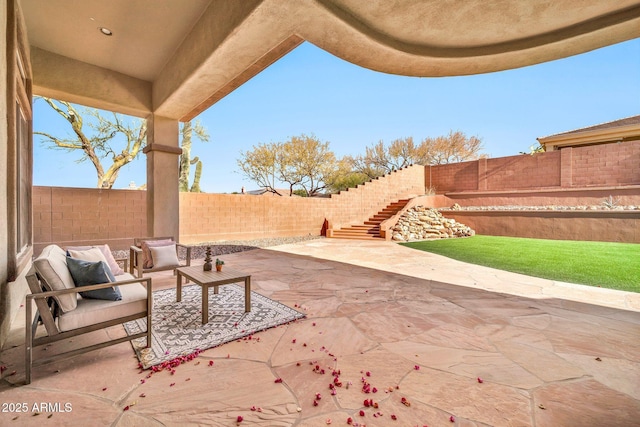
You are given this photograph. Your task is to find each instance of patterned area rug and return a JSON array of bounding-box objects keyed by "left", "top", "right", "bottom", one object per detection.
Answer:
[{"left": 124, "top": 284, "right": 305, "bottom": 369}]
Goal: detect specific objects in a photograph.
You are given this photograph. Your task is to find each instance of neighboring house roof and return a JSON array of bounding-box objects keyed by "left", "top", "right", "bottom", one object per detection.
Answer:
[{"left": 537, "top": 115, "right": 640, "bottom": 150}]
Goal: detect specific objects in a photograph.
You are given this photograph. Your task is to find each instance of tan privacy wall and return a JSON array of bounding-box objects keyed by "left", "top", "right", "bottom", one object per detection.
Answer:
[
  {"left": 31, "top": 141, "right": 640, "bottom": 252},
  {"left": 180, "top": 165, "right": 426, "bottom": 243},
  {"left": 33, "top": 186, "right": 147, "bottom": 254},
  {"left": 429, "top": 141, "right": 640, "bottom": 193}
]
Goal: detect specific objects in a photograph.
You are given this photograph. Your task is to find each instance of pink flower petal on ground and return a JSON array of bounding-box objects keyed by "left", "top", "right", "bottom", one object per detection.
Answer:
[
  {"left": 347, "top": 417, "right": 353, "bottom": 425},
  {"left": 102, "top": 387, "right": 107, "bottom": 391},
  {"left": 237, "top": 415, "right": 244, "bottom": 422},
  {"left": 250, "top": 406, "right": 257, "bottom": 411},
  {"left": 477, "top": 377, "right": 484, "bottom": 383},
  {"left": 364, "top": 399, "right": 370, "bottom": 407},
  {"left": 365, "top": 371, "right": 371, "bottom": 377},
  {"left": 391, "top": 414, "right": 397, "bottom": 420},
  {"left": 170, "top": 382, "right": 175, "bottom": 387},
  {"left": 450, "top": 415, "right": 456, "bottom": 422},
  {"left": 312, "top": 322, "right": 316, "bottom": 326},
  {"left": 414, "top": 365, "right": 420, "bottom": 370},
  {"left": 292, "top": 339, "right": 297, "bottom": 343},
  {"left": 359, "top": 410, "right": 365, "bottom": 416},
  {"left": 209, "top": 360, "right": 214, "bottom": 366},
  {"left": 123, "top": 406, "right": 130, "bottom": 411},
  {"left": 274, "top": 378, "right": 283, "bottom": 383},
  {"left": 316, "top": 393, "right": 322, "bottom": 400},
  {"left": 139, "top": 393, "right": 146, "bottom": 398},
  {"left": 326, "top": 419, "right": 332, "bottom": 424}
]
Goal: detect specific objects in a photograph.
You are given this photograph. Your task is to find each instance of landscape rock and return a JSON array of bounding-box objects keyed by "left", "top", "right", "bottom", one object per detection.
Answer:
[{"left": 391, "top": 206, "right": 474, "bottom": 242}]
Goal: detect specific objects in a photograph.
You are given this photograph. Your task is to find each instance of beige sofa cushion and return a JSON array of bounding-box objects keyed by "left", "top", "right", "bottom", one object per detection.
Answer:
[
  {"left": 58, "top": 281, "right": 148, "bottom": 332},
  {"left": 33, "top": 245, "right": 77, "bottom": 312}
]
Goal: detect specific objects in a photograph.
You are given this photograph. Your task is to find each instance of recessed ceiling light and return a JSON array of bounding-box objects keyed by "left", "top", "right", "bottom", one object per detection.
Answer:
[{"left": 99, "top": 27, "right": 113, "bottom": 36}]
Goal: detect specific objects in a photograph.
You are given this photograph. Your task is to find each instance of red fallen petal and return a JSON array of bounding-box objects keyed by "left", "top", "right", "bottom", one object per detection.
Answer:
[
  {"left": 359, "top": 410, "right": 365, "bottom": 416},
  {"left": 391, "top": 414, "right": 397, "bottom": 420},
  {"left": 139, "top": 393, "right": 146, "bottom": 398},
  {"left": 372, "top": 387, "right": 378, "bottom": 393},
  {"left": 414, "top": 365, "right": 420, "bottom": 370},
  {"left": 140, "top": 379, "right": 146, "bottom": 384},
  {"left": 297, "top": 362, "right": 301, "bottom": 366},
  {"left": 123, "top": 406, "right": 130, "bottom": 411},
  {"left": 347, "top": 417, "right": 353, "bottom": 425},
  {"left": 292, "top": 339, "right": 296, "bottom": 343},
  {"left": 477, "top": 377, "right": 484, "bottom": 383},
  {"left": 313, "top": 400, "right": 319, "bottom": 406},
  {"left": 209, "top": 360, "right": 214, "bottom": 366},
  {"left": 170, "top": 383, "right": 176, "bottom": 387},
  {"left": 450, "top": 415, "right": 456, "bottom": 422},
  {"left": 364, "top": 399, "right": 370, "bottom": 407},
  {"left": 102, "top": 387, "right": 107, "bottom": 391},
  {"left": 237, "top": 415, "right": 244, "bottom": 422},
  {"left": 274, "top": 378, "right": 283, "bottom": 383},
  {"left": 312, "top": 322, "right": 316, "bottom": 326},
  {"left": 303, "top": 343, "right": 307, "bottom": 347},
  {"left": 326, "top": 419, "right": 332, "bottom": 424},
  {"left": 366, "top": 371, "right": 371, "bottom": 377},
  {"left": 331, "top": 389, "right": 337, "bottom": 395},
  {"left": 316, "top": 393, "right": 322, "bottom": 400}
]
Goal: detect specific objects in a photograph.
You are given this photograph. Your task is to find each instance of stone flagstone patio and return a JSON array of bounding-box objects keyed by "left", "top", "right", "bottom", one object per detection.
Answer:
[{"left": 1, "top": 239, "right": 639, "bottom": 426}]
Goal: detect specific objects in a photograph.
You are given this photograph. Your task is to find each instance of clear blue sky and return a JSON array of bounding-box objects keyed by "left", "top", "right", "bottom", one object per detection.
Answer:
[{"left": 33, "top": 39, "right": 640, "bottom": 193}]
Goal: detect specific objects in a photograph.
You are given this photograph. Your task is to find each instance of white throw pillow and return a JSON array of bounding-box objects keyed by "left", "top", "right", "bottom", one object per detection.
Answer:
[
  {"left": 149, "top": 244, "right": 180, "bottom": 269},
  {"left": 68, "top": 247, "right": 109, "bottom": 265}
]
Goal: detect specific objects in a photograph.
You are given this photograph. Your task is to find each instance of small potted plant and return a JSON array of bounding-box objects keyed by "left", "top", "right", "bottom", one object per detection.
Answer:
[{"left": 215, "top": 258, "right": 224, "bottom": 272}]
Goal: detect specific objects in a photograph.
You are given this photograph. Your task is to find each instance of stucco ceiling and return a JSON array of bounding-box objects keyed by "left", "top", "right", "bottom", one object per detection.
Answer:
[{"left": 21, "top": 0, "right": 640, "bottom": 120}]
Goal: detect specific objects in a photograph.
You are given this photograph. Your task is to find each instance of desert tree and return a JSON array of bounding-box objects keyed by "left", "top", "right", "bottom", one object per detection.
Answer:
[
  {"left": 34, "top": 97, "right": 146, "bottom": 189},
  {"left": 354, "top": 131, "right": 484, "bottom": 178},
  {"left": 237, "top": 134, "right": 338, "bottom": 196}
]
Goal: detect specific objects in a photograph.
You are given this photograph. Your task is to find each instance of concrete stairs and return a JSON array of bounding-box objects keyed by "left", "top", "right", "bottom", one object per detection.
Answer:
[{"left": 331, "top": 199, "right": 410, "bottom": 240}]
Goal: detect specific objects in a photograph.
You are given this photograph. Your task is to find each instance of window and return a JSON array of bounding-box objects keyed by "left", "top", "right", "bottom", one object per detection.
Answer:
[{"left": 7, "top": 25, "right": 33, "bottom": 281}]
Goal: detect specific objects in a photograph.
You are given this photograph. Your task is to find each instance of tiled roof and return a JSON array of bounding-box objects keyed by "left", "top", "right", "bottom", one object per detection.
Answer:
[{"left": 539, "top": 115, "right": 640, "bottom": 139}]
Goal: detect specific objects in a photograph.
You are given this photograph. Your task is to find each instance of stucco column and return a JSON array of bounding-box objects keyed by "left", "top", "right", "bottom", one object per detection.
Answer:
[
  {"left": 477, "top": 158, "right": 488, "bottom": 191},
  {"left": 144, "top": 115, "right": 181, "bottom": 239},
  {"left": 560, "top": 147, "right": 573, "bottom": 188}
]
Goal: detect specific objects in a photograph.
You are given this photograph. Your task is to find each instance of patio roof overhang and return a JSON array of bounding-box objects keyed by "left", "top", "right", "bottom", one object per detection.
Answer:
[{"left": 22, "top": 0, "right": 640, "bottom": 121}]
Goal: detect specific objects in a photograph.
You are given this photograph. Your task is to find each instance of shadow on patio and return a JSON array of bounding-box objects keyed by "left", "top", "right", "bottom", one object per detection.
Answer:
[{"left": 1, "top": 239, "right": 639, "bottom": 426}]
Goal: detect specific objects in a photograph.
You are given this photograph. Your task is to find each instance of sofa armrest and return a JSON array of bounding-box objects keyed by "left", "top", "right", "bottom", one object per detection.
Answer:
[
  {"left": 115, "top": 256, "right": 128, "bottom": 273},
  {"left": 130, "top": 246, "right": 143, "bottom": 278},
  {"left": 176, "top": 243, "right": 192, "bottom": 266}
]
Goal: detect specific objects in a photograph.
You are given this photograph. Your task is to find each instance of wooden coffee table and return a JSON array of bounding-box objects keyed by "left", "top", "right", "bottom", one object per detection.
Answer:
[{"left": 176, "top": 265, "right": 251, "bottom": 324}]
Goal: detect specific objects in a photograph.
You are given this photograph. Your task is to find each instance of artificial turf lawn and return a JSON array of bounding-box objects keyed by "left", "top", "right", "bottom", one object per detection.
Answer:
[{"left": 401, "top": 235, "right": 640, "bottom": 292}]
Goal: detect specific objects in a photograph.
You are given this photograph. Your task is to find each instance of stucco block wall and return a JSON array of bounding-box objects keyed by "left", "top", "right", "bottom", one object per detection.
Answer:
[
  {"left": 33, "top": 186, "right": 146, "bottom": 254},
  {"left": 179, "top": 193, "right": 327, "bottom": 243},
  {"left": 428, "top": 141, "right": 640, "bottom": 194},
  {"left": 327, "top": 164, "right": 426, "bottom": 228},
  {"left": 427, "top": 161, "right": 478, "bottom": 193},
  {"left": 570, "top": 142, "right": 640, "bottom": 187},
  {"left": 180, "top": 165, "right": 427, "bottom": 243},
  {"left": 445, "top": 211, "right": 640, "bottom": 243}
]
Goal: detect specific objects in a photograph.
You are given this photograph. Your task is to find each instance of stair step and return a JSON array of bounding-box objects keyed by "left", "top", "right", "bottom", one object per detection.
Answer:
[{"left": 329, "top": 198, "right": 411, "bottom": 240}]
